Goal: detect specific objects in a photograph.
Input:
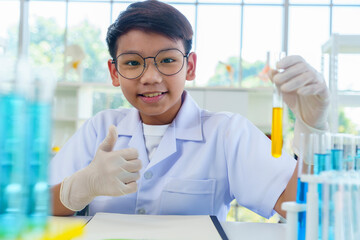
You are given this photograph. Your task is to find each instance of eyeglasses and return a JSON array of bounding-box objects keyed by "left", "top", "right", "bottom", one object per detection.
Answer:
[{"left": 112, "top": 48, "right": 189, "bottom": 80}]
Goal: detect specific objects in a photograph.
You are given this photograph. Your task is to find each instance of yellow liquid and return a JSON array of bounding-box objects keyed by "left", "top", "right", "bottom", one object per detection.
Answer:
[{"left": 271, "top": 107, "right": 283, "bottom": 158}]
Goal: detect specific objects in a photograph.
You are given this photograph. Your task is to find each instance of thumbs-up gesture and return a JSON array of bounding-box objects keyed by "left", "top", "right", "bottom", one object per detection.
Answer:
[{"left": 60, "top": 125, "right": 142, "bottom": 211}]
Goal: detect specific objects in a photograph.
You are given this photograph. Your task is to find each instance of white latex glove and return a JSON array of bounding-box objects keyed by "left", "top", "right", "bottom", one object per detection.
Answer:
[
  {"left": 60, "top": 125, "right": 142, "bottom": 211},
  {"left": 271, "top": 55, "right": 330, "bottom": 155}
]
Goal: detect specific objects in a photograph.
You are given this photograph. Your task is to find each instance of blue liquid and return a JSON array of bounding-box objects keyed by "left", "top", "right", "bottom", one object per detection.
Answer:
[
  {"left": 328, "top": 184, "right": 336, "bottom": 240},
  {"left": 314, "top": 153, "right": 331, "bottom": 175},
  {"left": 355, "top": 148, "right": 360, "bottom": 170},
  {"left": 25, "top": 102, "right": 52, "bottom": 230},
  {"left": 331, "top": 149, "right": 343, "bottom": 171},
  {"left": 318, "top": 184, "right": 324, "bottom": 240},
  {"left": 0, "top": 94, "right": 27, "bottom": 239},
  {"left": 314, "top": 153, "right": 330, "bottom": 239},
  {"left": 296, "top": 178, "right": 308, "bottom": 240}
]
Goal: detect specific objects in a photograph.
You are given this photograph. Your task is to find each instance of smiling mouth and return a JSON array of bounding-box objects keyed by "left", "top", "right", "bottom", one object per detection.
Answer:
[{"left": 139, "top": 92, "right": 167, "bottom": 98}]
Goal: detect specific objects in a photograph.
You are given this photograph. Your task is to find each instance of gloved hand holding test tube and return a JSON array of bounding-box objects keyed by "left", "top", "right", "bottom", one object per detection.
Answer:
[{"left": 268, "top": 51, "right": 286, "bottom": 158}]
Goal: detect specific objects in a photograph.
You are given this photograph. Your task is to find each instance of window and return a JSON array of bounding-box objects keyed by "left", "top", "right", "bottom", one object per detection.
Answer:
[
  {"left": 29, "top": 1, "right": 66, "bottom": 80},
  {"left": 67, "top": 1, "right": 111, "bottom": 82},
  {"left": 0, "top": 0, "right": 20, "bottom": 61},
  {"left": 196, "top": 4, "right": 241, "bottom": 86},
  {"left": 288, "top": 6, "right": 329, "bottom": 71}
]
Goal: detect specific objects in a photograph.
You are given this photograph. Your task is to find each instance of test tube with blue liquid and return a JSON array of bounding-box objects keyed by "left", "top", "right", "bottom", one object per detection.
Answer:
[
  {"left": 312, "top": 132, "right": 331, "bottom": 240},
  {"left": 342, "top": 134, "right": 355, "bottom": 171},
  {"left": 25, "top": 68, "right": 55, "bottom": 235},
  {"left": 355, "top": 136, "right": 360, "bottom": 170},
  {"left": 296, "top": 133, "right": 312, "bottom": 240},
  {"left": 326, "top": 172, "right": 342, "bottom": 240},
  {"left": 313, "top": 132, "right": 331, "bottom": 175},
  {"left": 330, "top": 134, "right": 344, "bottom": 171},
  {"left": 0, "top": 58, "right": 28, "bottom": 239}
]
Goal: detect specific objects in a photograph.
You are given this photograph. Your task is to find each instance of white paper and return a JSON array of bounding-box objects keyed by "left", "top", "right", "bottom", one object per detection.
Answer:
[{"left": 79, "top": 212, "right": 223, "bottom": 240}]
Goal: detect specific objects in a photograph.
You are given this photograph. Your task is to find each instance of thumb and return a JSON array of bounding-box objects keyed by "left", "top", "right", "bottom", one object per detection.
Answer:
[{"left": 98, "top": 125, "right": 118, "bottom": 152}]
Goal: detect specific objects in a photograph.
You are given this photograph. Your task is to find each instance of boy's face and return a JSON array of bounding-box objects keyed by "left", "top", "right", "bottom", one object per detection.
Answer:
[{"left": 108, "top": 30, "right": 196, "bottom": 125}]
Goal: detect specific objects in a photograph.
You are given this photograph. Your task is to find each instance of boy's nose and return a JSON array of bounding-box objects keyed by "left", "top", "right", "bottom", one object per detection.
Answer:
[{"left": 139, "top": 61, "right": 162, "bottom": 85}]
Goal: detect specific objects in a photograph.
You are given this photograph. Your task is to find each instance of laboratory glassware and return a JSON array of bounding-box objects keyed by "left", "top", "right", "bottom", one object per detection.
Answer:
[
  {"left": 355, "top": 136, "right": 360, "bottom": 170},
  {"left": 269, "top": 51, "right": 286, "bottom": 158},
  {"left": 330, "top": 133, "right": 344, "bottom": 171},
  {"left": 313, "top": 132, "right": 331, "bottom": 175},
  {"left": 312, "top": 132, "right": 331, "bottom": 240},
  {"left": 342, "top": 134, "right": 355, "bottom": 171},
  {"left": 0, "top": 58, "right": 28, "bottom": 239},
  {"left": 25, "top": 67, "right": 55, "bottom": 237},
  {"left": 296, "top": 133, "right": 313, "bottom": 240}
]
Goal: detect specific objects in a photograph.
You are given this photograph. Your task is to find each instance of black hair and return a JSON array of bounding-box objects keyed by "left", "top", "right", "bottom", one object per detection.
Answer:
[{"left": 106, "top": 0, "right": 193, "bottom": 59}]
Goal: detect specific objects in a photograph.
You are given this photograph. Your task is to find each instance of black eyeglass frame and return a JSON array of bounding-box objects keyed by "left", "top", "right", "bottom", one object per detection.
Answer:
[{"left": 111, "top": 48, "right": 189, "bottom": 80}]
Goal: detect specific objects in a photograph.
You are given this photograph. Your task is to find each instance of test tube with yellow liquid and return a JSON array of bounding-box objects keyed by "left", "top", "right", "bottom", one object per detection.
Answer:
[
  {"left": 269, "top": 52, "right": 286, "bottom": 158},
  {"left": 272, "top": 85, "right": 283, "bottom": 158}
]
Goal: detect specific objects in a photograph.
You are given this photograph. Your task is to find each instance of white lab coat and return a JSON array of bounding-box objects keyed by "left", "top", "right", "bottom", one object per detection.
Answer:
[{"left": 49, "top": 91, "right": 296, "bottom": 221}]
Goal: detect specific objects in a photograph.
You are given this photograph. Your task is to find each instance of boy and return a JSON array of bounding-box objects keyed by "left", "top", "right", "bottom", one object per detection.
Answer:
[{"left": 50, "top": 0, "right": 329, "bottom": 221}]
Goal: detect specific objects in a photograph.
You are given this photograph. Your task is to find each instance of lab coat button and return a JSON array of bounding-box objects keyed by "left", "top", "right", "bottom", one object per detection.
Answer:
[
  {"left": 137, "top": 208, "right": 146, "bottom": 214},
  {"left": 144, "top": 171, "right": 153, "bottom": 180}
]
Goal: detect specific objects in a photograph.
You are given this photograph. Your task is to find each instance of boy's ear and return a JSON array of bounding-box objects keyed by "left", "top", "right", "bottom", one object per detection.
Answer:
[
  {"left": 108, "top": 59, "right": 120, "bottom": 87},
  {"left": 186, "top": 52, "right": 197, "bottom": 81}
]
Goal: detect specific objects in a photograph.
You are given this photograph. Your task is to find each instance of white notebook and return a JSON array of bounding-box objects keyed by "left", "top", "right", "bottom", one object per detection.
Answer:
[{"left": 79, "top": 212, "right": 228, "bottom": 240}]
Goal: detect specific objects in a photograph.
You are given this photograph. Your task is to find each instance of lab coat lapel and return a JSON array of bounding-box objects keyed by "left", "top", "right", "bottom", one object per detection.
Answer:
[
  {"left": 116, "top": 108, "right": 149, "bottom": 167},
  {"left": 147, "top": 124, "right": 177, "bottom": 168},
  {"left": 174, "top": 91, "right": 203, "bottom": 141},
  {"left": 128, "top": 123, "right": 149, "bottom": 168}
]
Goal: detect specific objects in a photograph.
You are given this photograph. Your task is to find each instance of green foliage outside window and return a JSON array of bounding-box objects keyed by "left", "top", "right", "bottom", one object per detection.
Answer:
[
  {"left": 29, "top": 16, "right": 64, "bottom": 78},
  {"left": 338, "top": 108, "right": 359, "bottom": 135},
  {"left": 208, "top": 56, "right": 272, "bottom": 88},
  {"left": 67, "top": 19, "right": 108, "bottom": 82},
  {"left": 7, "top": 16, "right": 108, "bottom": 82}
]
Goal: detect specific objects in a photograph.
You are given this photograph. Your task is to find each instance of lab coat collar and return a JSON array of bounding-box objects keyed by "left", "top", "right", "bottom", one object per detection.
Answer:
[
  {"left": 116, "top": 91, "right": 203, "bottom": 142},
  {"left": 116, "top": 108, "right": 141, "bottom": 137},
  {"left": 173, "top": 91, "right": 203, "bottom": 141},
  {"left": 115, "top": 108, "right": 150, "bottom": 165}
]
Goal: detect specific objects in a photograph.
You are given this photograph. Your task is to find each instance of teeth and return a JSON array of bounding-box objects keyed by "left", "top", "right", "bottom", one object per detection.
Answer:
[{"left": 143, "top": 92, "right": 162, "bottom": 97}]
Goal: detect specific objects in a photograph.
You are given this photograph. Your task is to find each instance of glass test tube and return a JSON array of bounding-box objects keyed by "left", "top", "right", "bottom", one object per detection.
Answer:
[
  {"left": 331, "top": 133, "right": 344, "bottom": 171},
  {"left": 296, "top": 133, "right": 312, "bottom": 240},
  {"left": 313, "top": 132, "right": 331, "bottom": 175},
  {"left": 354, "top": 136, "right": 360, "bottom": 170},
  {"left": 343, "top": 134, "right": 355, "bottom": 171},
  {"left": 0, "top": 58, "right": 28, "bottom": 239},
  {"left": 269, "top": 52, "right": 286, "bottom": 158},
  {"left": 312, "top": 132, "right": 331, "bottom": 240},
  {"left": 25, "top": 67, "right": 56, "bottom": 236},
  {"left": 271, "top": 84, "right": 283, "bottom": 158}
]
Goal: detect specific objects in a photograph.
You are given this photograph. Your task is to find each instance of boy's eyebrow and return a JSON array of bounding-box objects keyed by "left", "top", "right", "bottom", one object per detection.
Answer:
[{"left": 117, "top": 47, "right": 184, "bottom": 56}]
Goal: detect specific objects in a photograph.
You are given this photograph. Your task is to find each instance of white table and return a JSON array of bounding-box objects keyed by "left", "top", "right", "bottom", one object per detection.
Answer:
[
  {"left": 221, "top": 221, "right": 286, "bottom": 240},
  {"left": 56, "top": 216, "right": 287, "bottom": 240}
]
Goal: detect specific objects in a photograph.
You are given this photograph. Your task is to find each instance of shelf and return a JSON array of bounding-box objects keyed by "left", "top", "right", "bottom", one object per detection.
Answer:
[
  {"left": 321, "top": 34, "right": 360, "bottom": 132},
  {"left": 322, "top": 34, "right": 360, "bottom": 54},
  {"left": 53, "top": 117, "right": 88, "bottom": 122},
  {"left": 56, "top": 81, "right": 113, "bottom": 88}
]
